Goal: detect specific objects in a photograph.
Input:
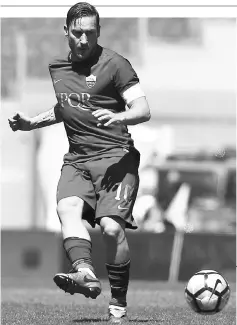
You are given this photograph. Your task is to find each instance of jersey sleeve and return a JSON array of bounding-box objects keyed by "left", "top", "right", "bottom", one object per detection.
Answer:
[
  {"left": 122, "top": 83, "right": 146, "bottom": 105},
  {"left": 111, "top": 55, "right": 139, "bottom": 95}
]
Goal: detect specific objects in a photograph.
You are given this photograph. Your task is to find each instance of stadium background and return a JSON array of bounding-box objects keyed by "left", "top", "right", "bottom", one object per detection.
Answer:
[{"left": 1, "top": 18, "right": 236, "bottom": 284}]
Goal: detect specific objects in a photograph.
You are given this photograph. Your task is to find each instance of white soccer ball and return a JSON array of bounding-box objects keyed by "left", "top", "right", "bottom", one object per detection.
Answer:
[{"left": 184, "top": 270, "right": 230, "bottom": 314}]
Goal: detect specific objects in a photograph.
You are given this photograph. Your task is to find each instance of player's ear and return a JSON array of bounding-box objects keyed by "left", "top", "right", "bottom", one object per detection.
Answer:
[
  {"left": 97, "top": 25, "right": 100, "bottom": 38},
  {"left": 64, "top": 24, "right": 68, "bottom": 37}
]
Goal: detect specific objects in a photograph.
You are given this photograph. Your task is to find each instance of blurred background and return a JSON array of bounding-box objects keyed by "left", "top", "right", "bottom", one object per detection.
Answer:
[{"left": 1, "top": 18, "right": 236, "bottom": 283}]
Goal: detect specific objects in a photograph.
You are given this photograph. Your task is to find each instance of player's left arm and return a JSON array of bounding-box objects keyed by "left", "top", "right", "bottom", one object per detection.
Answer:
[
  {"left": 92, "top": 56, "right": 151, "bottom": 127},
  {"left": 92, "top": 83, "right": 151, "bottom": 127},
  {"left": 119, "top": 83, "right": 151, "bottom": 125}
]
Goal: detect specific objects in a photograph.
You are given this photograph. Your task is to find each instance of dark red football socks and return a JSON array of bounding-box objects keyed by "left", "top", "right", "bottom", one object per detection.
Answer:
[
  {"left": 106, "top": 259, "right": 130, "bottom": 307},
  {"left": 63, "top": 237, "right": 95, "bottom": 272}
]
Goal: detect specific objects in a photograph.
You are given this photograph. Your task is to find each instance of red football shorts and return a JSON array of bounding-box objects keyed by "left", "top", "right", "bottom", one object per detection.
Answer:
[{"left": 57, "top": 150, "right": 140, "bottom": 229}]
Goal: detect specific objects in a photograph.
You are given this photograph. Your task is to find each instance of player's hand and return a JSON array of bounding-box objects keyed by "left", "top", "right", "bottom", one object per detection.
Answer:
[
  {"left": 8, "top": 112, "right": 32, "bottom": 132},
  {"left": 92, "top": 109, "right": 125, "bottom": 127}
]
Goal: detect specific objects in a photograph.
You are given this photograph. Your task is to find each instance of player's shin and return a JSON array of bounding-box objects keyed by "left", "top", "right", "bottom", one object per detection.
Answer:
[
  {"left": 63, "top": 237, "right": 95, "bottom": 273},
  {"left": 106, "top": 259, "right": 130, "bottom": 307}
]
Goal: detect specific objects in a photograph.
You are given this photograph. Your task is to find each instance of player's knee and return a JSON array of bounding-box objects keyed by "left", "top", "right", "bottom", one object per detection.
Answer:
[
  {"left": 57, "top": 196, "right": 83, "bottom": 218},
  {"left": 100, "top": 217, "right": 125, "bottom": 241}
]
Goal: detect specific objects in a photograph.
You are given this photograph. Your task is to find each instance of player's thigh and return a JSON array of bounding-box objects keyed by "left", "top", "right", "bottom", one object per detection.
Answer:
[
  {"left": 98, "top": 168, "right": 139, "bottom": 217},
  {"left": 57, "top": 164, "right": 96, "bottom": 212},
  {"left": 90, "top": 152, "right": 140, "bottom": 224},
  {"left": 57, "top": 196, "right": 84, "bottom": 220}
]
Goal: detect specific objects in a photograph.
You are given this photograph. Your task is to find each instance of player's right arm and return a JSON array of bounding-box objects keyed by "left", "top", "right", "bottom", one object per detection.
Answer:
[{"left": 8, "top": 103, "right": 63, "bottom": 132}]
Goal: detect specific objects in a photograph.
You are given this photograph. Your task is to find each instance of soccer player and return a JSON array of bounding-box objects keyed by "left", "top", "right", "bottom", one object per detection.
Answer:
[{"left": 8, "top": 2, "right": 151, "bottom": 324}]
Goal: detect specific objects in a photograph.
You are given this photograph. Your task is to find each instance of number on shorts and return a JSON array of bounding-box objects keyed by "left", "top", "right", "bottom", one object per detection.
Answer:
[{"left": 115, "top": 183, "right": 132, "bottom": 202}]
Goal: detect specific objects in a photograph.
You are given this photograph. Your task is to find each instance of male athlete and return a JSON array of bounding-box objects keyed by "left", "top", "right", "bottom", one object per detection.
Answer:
[{"left": 8, "top": 2, "right": 150, "bottom": 324}]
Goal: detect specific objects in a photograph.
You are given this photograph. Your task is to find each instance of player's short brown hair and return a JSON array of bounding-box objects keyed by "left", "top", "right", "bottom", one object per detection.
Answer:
[{"left": 66, "top": 2, "right": 100, "bottom": 28}]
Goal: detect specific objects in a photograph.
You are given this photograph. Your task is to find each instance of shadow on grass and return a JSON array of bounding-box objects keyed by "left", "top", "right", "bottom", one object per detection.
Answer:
[
  {"left": 73, "top": 318, "right": 151, "bottom": 323},
  {"left": 73, "top": 319, "right": 105, "bottom": 323}
]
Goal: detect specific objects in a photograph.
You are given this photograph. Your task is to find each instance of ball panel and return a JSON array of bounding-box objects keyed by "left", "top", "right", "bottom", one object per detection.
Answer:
[
  {"left": 186, "top": 275, "right": 206, "bottom": 295},
  {"left": 218, "top": 288, "right": 231, "bottom": 311},
  {"left": 204, "top": 274, "right": 228, "bottom": 294},
  {"left": 194, "top": 287, "right": 209, "bottom": 298},
  {"left": 197, "top": 290, "right": 215, "bottom": 300},
  {"left": 196, "top": 295, "right": 219, "bottom": 311},
  {"left": 185, "top": 290, "right": 201, "bottom": 312}
]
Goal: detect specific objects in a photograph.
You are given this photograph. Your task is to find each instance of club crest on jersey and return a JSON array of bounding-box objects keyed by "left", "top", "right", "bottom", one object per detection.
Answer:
[{"left": 86, "top": 74, "right": 96, "bottom": 88}]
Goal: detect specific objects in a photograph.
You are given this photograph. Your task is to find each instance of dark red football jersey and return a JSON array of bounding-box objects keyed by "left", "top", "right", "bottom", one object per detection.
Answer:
[{"left": 49, "top": 45, "right": 140, "bottom": 163}]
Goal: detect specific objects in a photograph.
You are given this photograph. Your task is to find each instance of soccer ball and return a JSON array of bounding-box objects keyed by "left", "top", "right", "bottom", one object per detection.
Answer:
[{"left": 184, "top": 270, "right": 230, "bottom": 314}]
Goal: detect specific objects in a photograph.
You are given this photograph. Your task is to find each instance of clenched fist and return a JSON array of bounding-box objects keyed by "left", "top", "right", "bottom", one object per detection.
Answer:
[{"left": 8, "top": 112, "right": 32, "bottom": 132}]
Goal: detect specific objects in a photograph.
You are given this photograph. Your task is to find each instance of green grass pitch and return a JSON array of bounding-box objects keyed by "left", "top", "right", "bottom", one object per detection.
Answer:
[{"left": 1, "top": 279, "right": 236, "bottom": 325}]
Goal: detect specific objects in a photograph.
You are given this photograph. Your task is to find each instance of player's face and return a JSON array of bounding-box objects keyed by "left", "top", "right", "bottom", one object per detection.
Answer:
[{"left": 64, "top": 16, "right": 100, "bottom": 62}]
